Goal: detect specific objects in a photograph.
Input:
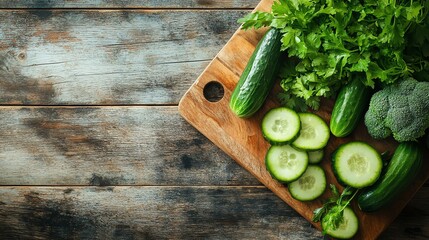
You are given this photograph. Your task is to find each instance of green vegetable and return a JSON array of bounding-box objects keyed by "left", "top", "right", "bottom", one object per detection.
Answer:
[
  {"left": 261, "top": 107, "right": 301, "bottom": 145},
  {"left": 322, "top": 206, "right": 359, "bottom": 240},
  {"left": 330, "top": 78, "right": 372, "bottom": 137},
  {"left": 404, "top": 10, "right": 429, "bottom": 82},
  {"left": 229, "top": 28, "right": 282, "bottom": 118},
  {"left": 238, "top": 0, "right": 429, "bottom": 111},
  {"left": 265, "top": 144, "right": 309, "bottom": 183},
  {"left": 332, "top": 141, "right": 382, "bottom": 189},
  {"left": 364, "top": 78, "right": 429, "bottom": 142},
  {"left": 308, "top": 149, "right": 324, "bottom": 164},
  {"left": 313, "top": 185, "right": 359, "bottom": 238},
  {"left": 358, "top": 142, "right": 423, "bottom": 212},
  {"left": 288, "top": 165, "right": 326, "bottom": 201},
  {"left": 291, "top": 112, "right": 330, "bottom": 151}
]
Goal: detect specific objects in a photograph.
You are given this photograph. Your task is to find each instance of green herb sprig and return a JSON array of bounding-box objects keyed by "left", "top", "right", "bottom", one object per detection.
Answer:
[
  {"left": 238, "top": 0, "right": 429, "bottom": 111},
  {"left": 313, "top": 184, "right": 359, "bottom": 234}
]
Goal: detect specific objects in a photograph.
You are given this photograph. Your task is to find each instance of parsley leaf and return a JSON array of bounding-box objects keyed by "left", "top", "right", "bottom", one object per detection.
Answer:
[
  {"left": 312, "top": 185, "right": 359, "bottom": 235},
  {"left": 238, "top": 11, "right": 273, "bottom": 30},
  {"left": 238, "top": 0, "right": 429, "bottom": 111}
]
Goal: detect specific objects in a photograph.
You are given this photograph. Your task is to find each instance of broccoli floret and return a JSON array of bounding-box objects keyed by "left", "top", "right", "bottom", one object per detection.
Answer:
[
  {"left": 364, "top": 90, "right": 391, "bottom": 139},
  {"left": 364, "top": 78, "right": 429, "bottom": 142}
]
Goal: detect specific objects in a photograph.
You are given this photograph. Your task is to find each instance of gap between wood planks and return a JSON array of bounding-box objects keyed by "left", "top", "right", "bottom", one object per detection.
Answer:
[{"left": 0, "top": 8, "right": 255, "bottom": 11}]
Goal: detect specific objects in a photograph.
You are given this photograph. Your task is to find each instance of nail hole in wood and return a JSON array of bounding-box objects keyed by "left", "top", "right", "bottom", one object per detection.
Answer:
[
  {"left": 203, "top": 81, "right": 224, "bottom": 102},
  {"left": 18, "top": 52, "right": 26, "bottom": 60}
]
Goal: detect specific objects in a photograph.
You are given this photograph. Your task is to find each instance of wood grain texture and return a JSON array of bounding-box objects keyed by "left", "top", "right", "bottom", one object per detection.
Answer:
[
  {"left": 1, "top": 0, "right": 428, "bottom": 239},
  {"left": 178, "top": 0, "right": 429, "bottom": 239},
  {"left": 0, "top": 186, "right": 428, "bottom": 239},
  {"left": 0, "top": 9, "right": 248, "bottom": 105},
  {"left": 0, "top": 0, "right": 259, "bottom": 9},
  {"left": 0, "top": 186, "right": 322, "bottom": 240},
  {"left": 0, "top": 106, "right": 259, "bottom": 186}
]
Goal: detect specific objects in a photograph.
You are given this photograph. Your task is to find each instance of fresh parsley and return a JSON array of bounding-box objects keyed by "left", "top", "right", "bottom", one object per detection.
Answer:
[
  {"left": 238, "top": 0, "right": 429, "bottom": 111},
  {"left": 312, "top": 184, "right": 359, "bottom": 235}
]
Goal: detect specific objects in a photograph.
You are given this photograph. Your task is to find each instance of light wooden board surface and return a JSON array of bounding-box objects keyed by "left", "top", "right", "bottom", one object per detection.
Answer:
[
  {"left": 0, "top": 0, "right": 428, "bottom": 239},
  {"left": 179, "top": 0, "right": 429, "bottom": 239}
]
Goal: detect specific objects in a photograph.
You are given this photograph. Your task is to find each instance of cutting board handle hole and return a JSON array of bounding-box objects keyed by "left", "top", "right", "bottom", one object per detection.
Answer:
[{"left": 203, "top": 81, "right": 224, "bottom": 102}]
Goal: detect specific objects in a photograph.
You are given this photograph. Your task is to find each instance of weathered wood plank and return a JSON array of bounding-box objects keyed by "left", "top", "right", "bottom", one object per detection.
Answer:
[
  {"left": 0, "top": 186, "right": 428, "bottom": 240},
  {"left": 0, "top": 10, "right": 249, "bottom": 105},
  {"left": 0, "top": 0, "right": 259, "bottom": 9},
  {"left": 0, "top": 106, "right": 259, "bottom": 186},
  {"left": 0, "top": 186, "right": 322, "bottom": 240}
]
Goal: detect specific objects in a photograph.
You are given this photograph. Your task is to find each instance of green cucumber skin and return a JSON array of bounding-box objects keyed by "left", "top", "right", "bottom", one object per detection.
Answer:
[
  {"left": 358, "top": 142, "right": 423, "bottom": 212},
  {"left": 265, "top": 145, "right": 309, "bottom": 183},
  {"left": 264, "top": 129, "right": 300, "bottom": 146},
  {"left": 330, "top": 78, "right": 372, "bottom": 137},
  {"left": 331, "top": 148, "right": 347, "bottom": 186},
  {"left": 229, "top": 28, "right": 282, "bottom": 118},
  {"left": 322, "top": 206, "right": 359, "bottom": 239},
  {"left": 331, "top": 141, "right": 380, "bottom": 187},
  {"left": 261, "top": 107, "right": 301, "bottom": 146}
]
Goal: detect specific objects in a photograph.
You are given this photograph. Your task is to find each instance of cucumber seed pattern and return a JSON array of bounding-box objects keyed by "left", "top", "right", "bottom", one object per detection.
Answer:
[
  {"left": 298, "top": 175, "right": 316, "bottom": 190},
  {"left": 347, "top": 154, "right": 369, "bottom": 175},
  {"left": 279, "top": 152, "right": 297, "bottom": 169},
  {"left": 300, "top": 122, "right": 315, "bottom": 139},
  {"left": 338, "top": 218, "right": 349, "bottom": 230},
  {"left": 272, "top": 119, "right": 288, "bottom": 133}
]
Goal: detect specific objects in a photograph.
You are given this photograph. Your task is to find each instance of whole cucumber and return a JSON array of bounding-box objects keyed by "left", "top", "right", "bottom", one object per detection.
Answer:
[
  {"left": 358, "top": 142, "right": 423, "bottom": 212},
  {"left": 330, "top": 78, "right": 372, "bottom": 137},
  {"left": 229, "top": 28, "right": 282, "bottom": 118}
]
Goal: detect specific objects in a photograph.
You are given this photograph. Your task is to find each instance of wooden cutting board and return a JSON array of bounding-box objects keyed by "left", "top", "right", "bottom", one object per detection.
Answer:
[{"left": 178, "top": 0, "right": 429, "bottom": 239}]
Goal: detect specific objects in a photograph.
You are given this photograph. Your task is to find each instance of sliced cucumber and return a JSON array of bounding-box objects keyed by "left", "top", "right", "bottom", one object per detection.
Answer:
[
  {"left": 288, "top": 165, "right": 326, "bottom": 201},
  {"left": 333, "top": 141, "right": 382, "bottom": 188},
  {"left": 261, "top": 107, "right": 301, "bottom": 145},
  {"left": 322, "top": 207, "right": 359, "bottom": 239},
  {"left": 292, "top": 113, "right": 330, "bottom": 151},
  {"left": 265, "top": 145, "right": 308, "bottom": 183},
  {"left": 308, "top": 149, "right": 324, "bottom": 164}
]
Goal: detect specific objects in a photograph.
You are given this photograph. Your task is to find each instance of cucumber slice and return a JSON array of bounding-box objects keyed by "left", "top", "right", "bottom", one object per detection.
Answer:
[
  {"left": 322, "top": 207, "right": 359, "bottom": 239},
  {"left": 288, "top": 165, "right": 326, "bottom": 201},
  {"left": 261, "top": 107, "right": 301, "bottom": 145},
  {"left": 333, "top": 141, "right": 382, "bottom": 188},
  {"left": 308, "top": 149, "right": 324, "bottom": 164},
  {"left": 292, "top": 113, "right": 330, "bottom": 150},
  {"left": 265, "top": 145, "right": 308, "bottom": 183}
]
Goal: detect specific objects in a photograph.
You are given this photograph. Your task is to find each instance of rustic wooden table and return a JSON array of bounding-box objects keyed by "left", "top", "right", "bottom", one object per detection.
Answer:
[{"left": 0, "top": 1, "right": 428, "bottom": 239}]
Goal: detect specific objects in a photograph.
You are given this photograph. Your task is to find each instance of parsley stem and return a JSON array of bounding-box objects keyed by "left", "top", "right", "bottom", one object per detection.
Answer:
[{"left": 339, "top": 187, "right": 359, "bottom": 213}]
